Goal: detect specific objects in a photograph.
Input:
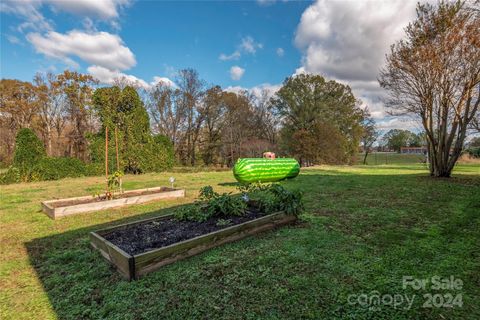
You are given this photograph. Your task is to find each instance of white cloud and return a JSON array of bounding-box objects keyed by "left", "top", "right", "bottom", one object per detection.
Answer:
[
  {"left": 151, "top": 76, "right": 176, "bottom": 88},
  {"left": 295, "top": 0, "right": 417, "bottom": 82},
  {"left": 225, "top": 83, "right": 281, "bottom": 100},
  {"left": 87, "top": 65, "right": 147, "bottom": 87},
  {"left": 376, "top": 117, "right": 422, "bottom": 132},
  {"left": 240, "top": 36, "right": 263, "bottom": 54},
  {"left": 6, "top": 34, "right": 21, "bottom": 44},
  {"left": 294, "top": 0, "right": 425, "bottom": 131},
  {"left": 230, "top": 66, "right": 245, "bottom": 81},
  {"left": 0, "top": 0, "right": 52, "bottom": 32},
  {"left": 48, "top": 0, "right": 130, "bottom": 20},
  {"left": 27, "top": 30, "right": 136, "bottom": 71},
  {"left": 276, "top": 47, "right": 284, "bottom": 57},
  {"left": 250, "top": 83, "right": 282, "bottom": 100},
  {"left": 88, "top": 65, "right": 175, "bottom": 89},
  {"left": 1, "top": 0, "right": 129, "bottom": 32},
  {"left": 256, "top": 0, "right": 277, "bottom": 6},
  {"left": 219, "top": 51, "right": 240, "bottom": 61},
  {"left": 219, "top": 36, "right": 263, "bottom": 61}
]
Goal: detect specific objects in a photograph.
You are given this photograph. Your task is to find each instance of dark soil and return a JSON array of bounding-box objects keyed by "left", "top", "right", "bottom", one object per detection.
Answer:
[
  {"left": 50, "top": 187, "right": 175, "bottom": 208},
  {"left": 103, "top": 208, "right": 267, "bottom": 255}
]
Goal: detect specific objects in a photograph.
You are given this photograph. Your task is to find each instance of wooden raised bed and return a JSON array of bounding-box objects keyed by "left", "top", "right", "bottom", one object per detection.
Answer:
[
  {"left": 42, "top": 187, "right": 185, "bottom": 219},
  {"left": 90, "top": 211, "right": 296, "bottom": 280}
]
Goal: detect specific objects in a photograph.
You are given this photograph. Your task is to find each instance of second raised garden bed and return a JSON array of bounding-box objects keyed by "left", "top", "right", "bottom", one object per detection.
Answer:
[
  {"left": 42, "top": 187, "right": 185, "bottom": 219},
  {"left": 90, "top": 210, "right": 297, "bottom": 280}
]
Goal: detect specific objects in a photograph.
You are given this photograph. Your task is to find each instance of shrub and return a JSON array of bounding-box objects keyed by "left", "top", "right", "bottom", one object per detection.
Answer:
[
  {"left": 134, "top": 138, "right": 174, "bottom": 173},
  {"left": 87, "top": 134, "right": 118, "bottom": 174},
  {"left": 32, "top": 157, "right": 87, "bottom": 181},
  {"left": 174, "top": 204, "right": 211, "bottom": 222},
  {"left": 466, "top": 147, "right": 480, "bottom": 158},
  {"left": 174, "top": 186, "right": 246, "bottom": 222},
  {"left": 174, "top": 184, "right": 304, "bottom": 223},
  {"left": 242, "top": 183, "right": 304, "bottom": 215},
  {"left": 87, "top": 133, "right": 174, "bottom": 174},
  {"left": 0, "top": 166, "right": 21, "bottom": 184},
  {"left": 92, "top": 86, "right": 174, "bottom": 174},
  {"left": 13, "top": 128, "right": 46, "bottom": 176},
  {"left": 85, "top": 162, "right": 104, "bottom": 176},
  {"left": 153, "top": 134, "right": 175, "bottom": 168}
]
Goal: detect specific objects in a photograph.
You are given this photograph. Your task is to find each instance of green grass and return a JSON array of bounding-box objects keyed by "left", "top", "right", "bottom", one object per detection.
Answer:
[
  {"left": 1, "top": 162, "right": 479, "bottom": 319},
  {"left": 358, "top": 152, "right": 427, "bottom": 165}
]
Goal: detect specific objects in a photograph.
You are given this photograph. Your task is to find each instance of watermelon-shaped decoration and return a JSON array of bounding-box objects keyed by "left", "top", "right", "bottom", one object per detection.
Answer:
[{"left": 233, "top": 158, "right": 300, "bottom": 184}]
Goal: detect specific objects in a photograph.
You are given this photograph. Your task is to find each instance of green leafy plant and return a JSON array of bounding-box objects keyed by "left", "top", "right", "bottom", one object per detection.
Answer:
[
  {"left": 12, "top": 128, "right": 46, "bottom": 181},
  {"left": 32, "top": 157, "right": 87, "bottom": 181},
  {"left": 105, "top": 171, "right": 123, "bottom": 200},
  {"left": 13, "top": 128, "right": 46, "bottom": 169},
  {"left": 204, "top": 193, "right": 246, "bottom": 217},
  {"left": 175, "top": 186, "right": 247, "bottom": 222},
  {"left": 267, "top": 184, "right": 304, "bottom": 215},
  {"left": 239, "top": 183, "right": 304, "bottom": 216},
  {"left": 216, "top": 219, "right": 232, "bottom": 227},
  {"left": 198, "top": 185, "right": 218, "bottom": 200},
  {"left": 174, "top": 204, "right": 210, "bottom": 222},
  {"left": 175, "top": 184, "right": 304, "bottom": 223},
  {"left": 0, "top": 166, "right": 21, "bottom": 185}
]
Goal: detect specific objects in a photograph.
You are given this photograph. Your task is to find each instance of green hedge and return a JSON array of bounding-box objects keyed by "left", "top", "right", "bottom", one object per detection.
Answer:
[
  {"left": 0, "top": 157, "right": 96, "bottom": 184},
  {"left": 0, "top": 167, "right": 21, "bottom": 184},
  {"left": 13, "top": 128, "right": 46, "bottom": 176},
  {"left": 87, "top": 133, "right": 174, "bottom": 174},
  {"left": 1, "top": 128, "right": 174, "bottom": 185},
  {"left": 33, "top": 157, "right": 88, "bottom": 181}
]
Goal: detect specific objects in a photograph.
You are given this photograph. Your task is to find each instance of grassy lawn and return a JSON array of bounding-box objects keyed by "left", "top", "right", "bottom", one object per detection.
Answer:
[
  {"left": 358, "top": 152, "right": 427, "bottom": 166},
  {"left": 1, "top": 163, "right": 479, "bottom": 319}
]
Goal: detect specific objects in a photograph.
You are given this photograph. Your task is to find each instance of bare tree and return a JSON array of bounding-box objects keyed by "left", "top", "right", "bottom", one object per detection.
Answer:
[
  {"left": 147, "top": 83, "right": 185, "bottom": 149},
  {"left": 56, "top": 71, "right": 97, "bottom": 160},
  {"left": 471, "top": 112, "right": 480, "bottom": 132},
  {"left": 0, "top": 79, "right": 38, "bottom": 129},
  {"left": 251, "top": 88, "right": 279, "bottom": 145},
  {"left": 201, "top": 86, "right": 226, "bottom": 165},
  {"left": 379, "top": 1, "right": 480, "bottom": 177},
  {"left": 221, "top": 91, "right": 255, "bottom": 166},
  {"left": 33, "top": 72, "right": 69, "bottom": 156},
  {"left": 0, "top": 79, "right": 40, "bottom": 162},
  {"left": 176, "top": 69, "right": 205, "bottom": 166}
]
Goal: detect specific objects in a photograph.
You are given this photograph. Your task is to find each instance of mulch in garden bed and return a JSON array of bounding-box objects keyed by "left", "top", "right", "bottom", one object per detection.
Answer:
[{"left": 104, "top": 208, "right": 267, "bottom": 255}]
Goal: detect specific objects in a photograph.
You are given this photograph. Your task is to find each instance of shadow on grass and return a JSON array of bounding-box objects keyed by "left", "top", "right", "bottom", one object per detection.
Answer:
[
  {"left": 25, "top": 203, "right": 191, "bottom": 319},
  {"left": 25, "top": 170, "right": 480, "bottom": 319},
  {"left": 218, "top": 181, "right": 241, "bottom": 187}
]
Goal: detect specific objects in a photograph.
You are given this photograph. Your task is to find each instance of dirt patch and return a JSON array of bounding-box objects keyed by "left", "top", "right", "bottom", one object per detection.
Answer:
[
  {"left": 49, "top": 187, "right": 175, "bottom": 208},
  {"left": 103, "top": 208, "right": 268, "bottom": 255}
]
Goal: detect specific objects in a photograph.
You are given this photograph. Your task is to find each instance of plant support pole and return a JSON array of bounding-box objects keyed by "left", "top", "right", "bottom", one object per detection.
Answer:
[
  {"left": 115, "top": 126, "right": 122, "bottom": 193},
  {"left": 105, "top": 126, "right": 109, "bottom": 194}
]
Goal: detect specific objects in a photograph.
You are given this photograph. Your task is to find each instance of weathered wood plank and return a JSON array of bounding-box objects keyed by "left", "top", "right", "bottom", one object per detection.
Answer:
[
  {"left": 42, "top": 187, "right": 185, "bottom": 219},
  {"left": 90, "top": 231, "right": 133, "bottom": 280},
  {"left": 134, "top": 212, "right": 296, "bottom": 278},
  {"left": 90, "top": 211, "right": 297, "bottom": 280}
]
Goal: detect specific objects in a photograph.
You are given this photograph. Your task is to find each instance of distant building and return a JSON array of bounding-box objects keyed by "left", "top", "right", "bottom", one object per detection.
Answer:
[{"left": 400, "top": 146, "right": 427, "bottom": 154}]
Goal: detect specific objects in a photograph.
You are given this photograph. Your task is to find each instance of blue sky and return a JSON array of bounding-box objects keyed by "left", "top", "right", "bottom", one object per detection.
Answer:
[
  {"left": 1, "top": 1, "right": 309, "bottom": 88},
  {"left": 1, "top": 0, "right": 425, "bottom": 131}
]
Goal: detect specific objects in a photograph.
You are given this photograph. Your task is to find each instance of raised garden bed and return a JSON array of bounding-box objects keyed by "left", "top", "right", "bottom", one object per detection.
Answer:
[
  {"left": 90, "top": 209, "right": 297, "bottom": 280},
  {"left": 42, "top": 187, "right": 185, "bottom": 219}
]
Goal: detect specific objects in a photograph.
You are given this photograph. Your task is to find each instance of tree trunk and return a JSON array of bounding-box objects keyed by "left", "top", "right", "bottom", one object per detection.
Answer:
[
  {"left": 363, "top": 151, "right": 369, "bottom": 165},
  {"left": 45, "top": 124, "right": 52, "bottom": 156}
]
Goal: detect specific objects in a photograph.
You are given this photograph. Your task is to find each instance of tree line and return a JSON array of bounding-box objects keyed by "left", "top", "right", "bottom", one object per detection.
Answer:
[
  {"left": 1, "top": 70, "right": 370, "bottom": 169},
  {"left": 1, "top": 1, "right": 477, "bottom": 179}
]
